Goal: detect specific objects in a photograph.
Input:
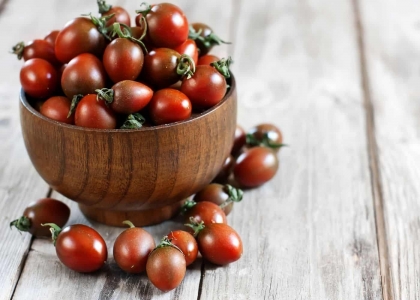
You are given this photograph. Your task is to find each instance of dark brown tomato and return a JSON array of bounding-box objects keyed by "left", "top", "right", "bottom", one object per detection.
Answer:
[
  {"left": 103, "top": 38, "right": 144, "bottom": 83},
  {"left": 194, "top": 183, "right": 233, "bottom": 215},
  {"left": 234, "top": 147, "right": 279, "bottom": 188},
  {"left": 196, "top": 223, "right": 243, "bottom": 265},
  {"left": 167, "top": 230, "right": 198, "bottom": 266},
  {"left": 10, "top": 198, "right": 70, "bottom": 237},
  {"left": 75, "top": 94, "right": 117, "bottom": 129},
  {"left": 190, "top": 23, "right": 215, "bottom": 56},
  {"left": 102, "top": 6, "right": 131, "bottom": 27},
  {"left": 146, "top": 246, "right": 186, "bottom": 291},
  {"left": 247, "top": 123, "right": 283, "bottom": 152},
  {"left": 55, "top": 17, "right": 106, "bottom": 63},
  {"left": 113, "top": 227, "right": 155, "bottom": 273},
  {"left": 142, "top": 48, "right": 180, "bottom": 88},
  {"left": 109, "top": 80, "right": 153, "bottom": 114},
  {"left": 61, "top": 53, "right": 107, "bottom": 99},
  {"left": 180, "top": 65, "right": 227, "bottom": 109},
  {"left": 55, "top": 224, "right": 108, "bottom": 273},
  {"left": 139, "top": 3, "right": 189, "bottom": 48},
  {"left": 213, "top": 155, "right": 235, "bottom": 185},
  {"left": 185, "top": 201, "right": 227, "bottom": 225},
  {"left": 44, "top": 30, "right": 60, "bottom": 46},
  {"left": 173, "top": 39, "right": 198, "bottom": 66},
  {"left": 40, "top": 96, "right": 74, "bottom": 124},
  {"left": 20, "top": 58, "right": 58, "bottom": 99},
  {"left": 15, "top": 40, "right": 60, "bottom": 66},
  {"left": 197, "top": 54, "right": 220, "bottom": 66},
  {"left": 231, "top": 124, "right": 246, "bottom": 156},
  {"left": 149, "top": 88, "right": 191, "bottom": 125}
]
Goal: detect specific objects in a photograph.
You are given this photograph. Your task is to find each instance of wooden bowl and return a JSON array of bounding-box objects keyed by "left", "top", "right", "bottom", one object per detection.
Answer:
[{"left": 19, "top": 77, "right": 237, "bottom": 227}]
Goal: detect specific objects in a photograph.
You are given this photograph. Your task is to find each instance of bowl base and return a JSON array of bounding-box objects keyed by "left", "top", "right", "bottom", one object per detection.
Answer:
[{"left": 78, "top": 201, "right": 185, "bottom": 227}]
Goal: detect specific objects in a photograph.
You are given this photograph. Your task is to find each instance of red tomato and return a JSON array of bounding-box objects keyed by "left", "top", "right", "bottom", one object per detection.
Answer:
[
  {"left": 197, "top": 54, "right": 220, "bottom": 66},
  {"left": 234, "top": 147, "right": 279, "bottom": 188},
  {"left": 61, "top": 53, "right": 107, "bottom": 99},
  {"left": 20, "top": 58, "right": 58, "bottom": 99},
  {"left": 167, "top": 231, "right": 198, "bottom": 266},
  {"left": 113, "top": 221, "right": 155, "bottom": 273},
  {"left": 247, "top": 123, "right": 284, "bottom": 152},
  {"left": 103, "top": 38, "right": 144, "bottom": 83},
  {"left": 48, "top": 224, "right": 108, "bottom": 273},
  {"left": 13, "top": 40, "right": 59, "bottom": 66},
  {"left": 190, "top": 23, "right": 228, "bottom": 56},
  {"left": 98, "top": 1, "right": 131, "bottom": 27},
  {"left": 10, "top": 198, "right": 70, "bottom": 237},
  {"left": 149, "top": 88, "right": 191, "bottom": 125},
  {"left": 194, "top": 183, "right": 241, "bottom": 215},
  {"left": 75, "top": 94, "right": 117, "bottom": 129},
  {"left": 232, "top": 124, "right": 246, "bottom": 156},
  {"left": 181, "top": 65, "right": 227, "bottom": 109},
  {"left": 40, "top": 96, "right": 74, "bottom": 124},
  {"left": 184, "top": 201, "right": 227, "bottom": 225},
  {"left": 44, "top": 30, "right": 60, "bottom": 46},
  {"left": 55, "top": 17, "right": 106, "bottom": 63},
  {"left": 173, "top": 39, "right": 198, "bottom": 66},
  {"left": 137, "top": 3, "right": 188, "bottom": 48},
  {"left": 142, "top": 48, "right": 180, "bottom": 88}
]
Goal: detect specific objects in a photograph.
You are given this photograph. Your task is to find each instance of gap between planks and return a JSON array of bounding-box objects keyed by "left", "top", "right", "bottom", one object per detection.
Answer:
[{"left": 352, "top": 0, "right": 394, "bottom": 299}]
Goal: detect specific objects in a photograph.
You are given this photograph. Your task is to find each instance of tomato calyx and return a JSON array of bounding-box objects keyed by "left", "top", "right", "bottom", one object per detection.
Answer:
[
  {"left": 152, "top": 236, "right": 184, "bottom": 255},
  {"left": 97, "top": 0, "right": 112, "bottom": 14},
  {"left": 11, "top": 41, "right": 25, "bottom": 60},
  {"left": 96, "top": 88, "right": 114, "bottom": 105},
  {"left": 210, "top": 57, "right": 233, "bottom": 79},
  {"left": 10, "top": 216, "right": 31, "bottom": 233},
  {"left": 135, "top": 2, "right": 152, "bottom": 17},
  {"left": 180, "top": 199, "right": 197, "bottom": 215},
  {"left": 185, "top": 218, "right": 205, "bottom": 237},
  {"left": 246, "top": 133, "right": 287, "bottom": 150},
  {"left": 188, "top": 26, "right": 202, "bottom": 40},
  {"left": 189, "top": 26, "right": 230, "bottom": 51},
  {"left": 41, "top": 223, "right": 62, "bottom": 246},
  {"left": 111, "top": 22, "right": 148, "bottom": 54},
  {"left": 121, "top": 113, "right": 146, "bottom": 129},
  {"left": 176, "top": 54, "right": 196, "bottom": 79},
  {"left": 220, "top": 184, "right": 243, "bottom": 209},
  {"left": 85, "top": 13, "right": 115, "bottom": 41},
  {"left": 122, "top": 220, "right": 136, "bottom": 228},
  {"left": 67, "top": 94, "right": 84, "bottom": 118}
]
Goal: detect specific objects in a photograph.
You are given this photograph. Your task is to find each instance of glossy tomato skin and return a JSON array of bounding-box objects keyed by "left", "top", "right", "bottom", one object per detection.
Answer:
[
  {"left": 197, "top": 54, "right": 219, "bottom": 66},
  {"left": 185, "top": 201, "right": 227, "bottom": 225},
  {"left": 231, "top": 125, "right": 246, "bottom": 156},
  {"left": 110, "top": 80, "right": 153, "bottom": 114},
  {"left": 102, "top": 6, "right": 131, "bottom": 27},
  {"left": 103, "top": 38, "right": 144, "bottom": 83},
  {"left": 40, "top": 96, "right": 74, "bottom": 124},
  {"left": 142, "top": 48, "right": 180, "bottom": 88},
  {"left": 173, "top": 39, "right": 198, "bottom": 65},
  {"left": 21, "top": 40, "right": 59, "bottom": 66},
  {"left": 75, "top": 94, "right": 117, "bottom": 129},
  {"left": 191, "top": 23, "right": 214, "bottom": 56},
  {"left": 213, "top": 155, "right": 235, "bottom": 185},
  {"left": 61, "top": 53, "right": 107, "bottom": 99},
  {"left": 113, "top": 227, "right": 155, "bottom": 273},
  {"left": 22, "top": 198, "right": 70, "bottom": 237},
  {"left": 247, "top": 123, "right": 283, "bottom": 152},
  {"left": 181, "top": 65, "right": 227, "bottom": 109},
  {"left": 149, "top": 88, "right": 191, "bottom": 125},
  {"left": 167, "top": 231, "right": 198, "bottom": 266},
  {"left": 194, "top": 183, "right": 233, "bottom": 215},
  {"left": 197, "top": 223, "right": 242, "bottom": 265},
  {"left": 146, "top": 246, "right": 186, "bottom": 292},
  {"left": 55, "top": 224, "right": 107, "bottom": 273},
  {"left": 140, "top": 3, "right": 188, "bottom": 48},
  {"left": 44, "top": 30, "right": 60, "bottom": 46},
  {"left": 234, "top": 147, "right": 279, "bottom": 188},
  {"left": 20, "top": 58, "right": 58, "bottom": 99},
  {"left": 55, "top": 17, "right": 106, "bottom": 64}
]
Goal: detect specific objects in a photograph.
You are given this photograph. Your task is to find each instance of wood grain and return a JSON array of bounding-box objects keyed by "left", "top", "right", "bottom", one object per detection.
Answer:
[{"left": 358, "top": 0, "right": 420, "bottom": 299}]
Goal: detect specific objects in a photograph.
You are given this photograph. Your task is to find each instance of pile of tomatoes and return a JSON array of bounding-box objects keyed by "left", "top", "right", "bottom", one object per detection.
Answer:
[{"left": 16, "top": 1, "right": 232, "bottom": 129}]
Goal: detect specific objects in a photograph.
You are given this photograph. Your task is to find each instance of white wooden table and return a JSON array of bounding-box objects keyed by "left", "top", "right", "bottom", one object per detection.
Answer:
[{"left": 0, "top": 0, "right": 419, "bottom": 299}]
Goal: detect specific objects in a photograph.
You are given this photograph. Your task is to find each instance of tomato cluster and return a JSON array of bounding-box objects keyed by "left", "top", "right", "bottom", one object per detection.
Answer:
[{"left": 16, "top": 1, "right": 232, "bottom": 129}]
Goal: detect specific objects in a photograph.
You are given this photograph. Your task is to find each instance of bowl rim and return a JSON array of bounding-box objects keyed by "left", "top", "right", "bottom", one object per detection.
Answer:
[{"left": 20, "top": 74, "right": 236, "bottom": 133}]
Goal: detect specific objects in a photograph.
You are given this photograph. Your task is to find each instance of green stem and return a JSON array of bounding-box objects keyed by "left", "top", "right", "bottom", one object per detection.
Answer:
[
  {"left": 176, "top": 54, "right": 196, "bottom": 79},
  {"left": 155, "top": 236, "right": 184, "bottom": 255},
  {"left": 10, "top": 216, "right": 31, "bottom": 233},
  {"left": 67, "top": 94, "right": 83, "bottom": 118},
  {"left": 85, "top": 13, "right": 115, "bottom": 41},
  {"left": 96, "top": 88, "right": 114, "bottom": 105},
  {"left": 120, "top": 113, "right": 146, "bottom": 129},
  {"left": 180, "top": 199, "right": 196, "bottom": 215},
  {"left": 111, "top": 22, "right": 148, "bottom": 54},
  {"left": 41, "top": 223, "right": 62, "bottom": 246},
  {"left": 211, "top": 56, "right": 233, "bottom": 78},
  {"left": 135, "top": 2, "right": 152, "bottom": 16},
  {"left": 188, "top": 26, "right": 202, "bottom": 40},
  {"left": 219, "top": 184, "right": 243, "bottom": 209},
  {"left": 97, "top": 0, "right": 112, "bottom": 14},
  {"left": 11, "top": 42, "right": 25, "bottom": 60},
  {"left": 122, "top": 220, "right": 135, "bottom": 228},
  {"left": 246, "top": 133, "right": 288, "bottom": 150},
  {"left": 184, "top": 218, "right": 205, "bottom": 237}
]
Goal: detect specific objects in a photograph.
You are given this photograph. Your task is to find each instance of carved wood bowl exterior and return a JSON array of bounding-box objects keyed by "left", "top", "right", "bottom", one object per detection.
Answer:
[{"left": 19, "top": 77, "right": 237, "bottom": 226}]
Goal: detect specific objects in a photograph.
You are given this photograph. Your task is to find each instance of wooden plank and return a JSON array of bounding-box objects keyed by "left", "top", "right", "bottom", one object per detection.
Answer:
[
  {"left": 357, "top": 0, "right": 420, "bottom": 299},
  {"left": 199, "top": 0, "right": 384, "bottom": 299}
]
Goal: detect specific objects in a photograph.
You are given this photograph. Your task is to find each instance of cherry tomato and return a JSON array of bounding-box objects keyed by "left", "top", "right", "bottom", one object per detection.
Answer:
[
  {"left": 232, "top": 125, "right": 246, "bottom": 156},
  {"left": 75, "top": 94, "right": 117, "bottom": 129},
  {"left": 40, "top": 96, "right": 74, "bottom": 124},
  {"left": 190, "top": 23, "right": 228, "bottom": 56},
  {"left": 149, "top": 88, "right": 191, "bottom": 125},
  {"left": 98, "top": 0, "right": 131, "bottom": 27},
  {"left": 20, "top": 58, "right": 58, "bottom": 99},
  {"left": 146, "top": 239, "right": 186, "bottom": 292},
  {"left": 191, "top": 222, "right": 243, "bottom": 265},
  {"left": 247, "top": 123, "right": 284, "bottom": 152},
  {"left": 44, "top": 30, "right": 60, "bottom": 46},
  {"left": 45, "top": 224, "right": 108, "bottom": 273},
  {"left": 137, "top": 3, "right": 188, "bottom": 48},
  {"left": 197, "top": 54, "right": 219, "bottom": 66},
  {"left": 173, "top": 39, "right": 198, "bottom": 66},
  {"left": 12, "top": 40, "right": 59, "bottom": 66},
  {"left": 184, "top": 201, "right": 227, "bottom": 225},
  {"left": 142, "top": 48, "right": 180, "bottom": 88},
  {"left": 213, "top": 155, "right": 235, "bottom": 184},
  {"left": 113, "top": 221, "right": 155, "bottom": 274},
  {"left": 103, "top": 38, "right": 144, "bottom": 83},
  {"left": 234, "top": 147, "right": 279, "bottom": 188},
  {"left": 55, "top": 17, "right": 106, "bottom": 63},
  {"left": 167, "top": 230, "right": 198, "bottom": 266},
  {"left": 61, "top": 53, "right": 107, "bottom": 99},
  {"left": 181, "top": 65, "right": 227, "bottom": 109},
  {"left": 10, "top": 198, "right": 70, "bottom": 237}
]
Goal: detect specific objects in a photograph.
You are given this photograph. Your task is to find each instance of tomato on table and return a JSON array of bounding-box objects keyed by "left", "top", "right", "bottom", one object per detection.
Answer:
[
  {"left": 167, "top": 230, "right": 198, "bottom": 266},
  {"left": 193, "top": 183, "right": 243, "bottom": 215},
  {"left": 183, "top": 200, "right": 227, "bottom": 225},
  {"left": 246, "top": 123, "right": 284, "bottom": 152}
]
